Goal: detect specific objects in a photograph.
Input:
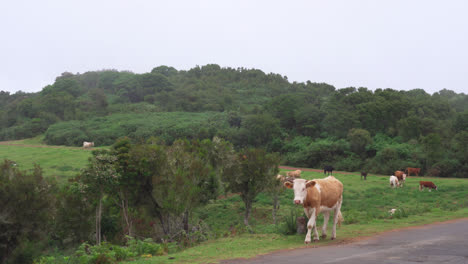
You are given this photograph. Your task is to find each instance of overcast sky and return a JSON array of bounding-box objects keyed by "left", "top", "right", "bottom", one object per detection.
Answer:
[{"left": 1, "top": 0, "right": 467, "bottom": 94}]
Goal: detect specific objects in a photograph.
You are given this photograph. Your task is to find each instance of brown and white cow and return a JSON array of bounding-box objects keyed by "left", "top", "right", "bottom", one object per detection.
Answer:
[
  {"left": 83, "top": 141, "right": 94, "bottom": 148},
  {"left": 419, "top": 181, "right": 437, "bottom": 191},
  {"left": 286, "top": 169, "right": 302, "bottom": 178},
  {"left": 284, "top": 176, "right": 344, "bottom": 243},
  {"left": 394, "top": 170, "right": 406, "bottom": 186},
  {"left": 406, "top": 167, "right": 421, "bottom": 176}
]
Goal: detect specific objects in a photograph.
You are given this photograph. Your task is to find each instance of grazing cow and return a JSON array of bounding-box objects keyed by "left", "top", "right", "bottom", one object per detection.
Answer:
[
  {"left": 324, "top": 165, "right": 334, "bottom": 175},
  {"left": 83, "top": 141, "right": 95, "bottom": 148},
  {"left": 406, "top": 167, "right": 421, "bottom": 176},
  {"left": 284, "top": 176, "right": 344, "bottom": 243},
  {"left": 276, "top": 174, "right": 294, "bottom": 183},
  {"left": 419, "top": 181, "right": 438, "bottom": 191},
  {"left": 389, "top": 175, "right": 400, "bottom": 188},
  {"left": 361, "top": 172, "right": 368, "bottom": 180},
  {"left": 287, "top": 170, "right": 302, "bottom": 178},
  {"left": 394, "top": 171, "right": 406, "bottom": 186}
]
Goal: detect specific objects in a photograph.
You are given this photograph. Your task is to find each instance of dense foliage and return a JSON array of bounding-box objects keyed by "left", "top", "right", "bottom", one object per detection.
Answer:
[{"left": 1, "top": 65, "right": 467, "bottom": 176}]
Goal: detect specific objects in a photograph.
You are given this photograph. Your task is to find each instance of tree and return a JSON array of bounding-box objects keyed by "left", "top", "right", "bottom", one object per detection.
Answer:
[
  {"left": 222, "top": 148, "right": 279, "bottom": 226},
  {"left": 0, "top": 161, "right": 55, "bottom": 263},
  {"left": 110, "top": 138, "right": 135, "bottom": 237},
  {"left": 80, "top": 151, "right": 120, "bottom": 245},
  {"left": 240, "top": 114, "right": 281, "bottom": 147},
  {"left": 347, "top": 128, "right": 372, "bottom": 156},
  {"left": 421, "top": 133, "right": 443, "bottom": 168},
  {"left": 266, "top": 176, "right": 285, "bottom": 225},
  {"left": 163, "top": 139, "right": 218, "bottom": 232}
]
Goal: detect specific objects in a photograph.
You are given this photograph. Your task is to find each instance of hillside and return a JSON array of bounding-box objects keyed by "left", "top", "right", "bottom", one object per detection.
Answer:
[{"left": 1, "top": 65, "right": 467, "bottom": 177}]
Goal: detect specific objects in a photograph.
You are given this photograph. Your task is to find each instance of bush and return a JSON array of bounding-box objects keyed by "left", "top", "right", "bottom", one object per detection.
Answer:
[
  {"left": 44, "top": 112, "right": 229, "bottom": 146},
  {"left": 392, "top": 208, "right": 409, "bottom": 219},
  {"left": 334, "top": 153, "right": 362, "bottom": 172},
  {"left": 278, "top": 209, "right": 301, "bottom": 235},
  {"left": 429, "top": 159, "right": 461, "bottom": 178},
  {"left": 127, "top": 237, "right": 163, "bottom": 256}
]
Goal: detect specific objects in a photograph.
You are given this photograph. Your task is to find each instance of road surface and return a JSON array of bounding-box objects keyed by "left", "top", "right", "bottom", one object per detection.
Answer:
[{"left": 222, "top": 218, "right": 468, "bottom": 264}]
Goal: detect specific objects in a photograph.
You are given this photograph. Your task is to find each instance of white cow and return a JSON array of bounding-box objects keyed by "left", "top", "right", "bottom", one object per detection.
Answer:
[
  {"left": 389, "top": 175, "right": 400, "bottom": 188},
  {"left": 83, "top": 141, "right": 94, "bottom": 148}
]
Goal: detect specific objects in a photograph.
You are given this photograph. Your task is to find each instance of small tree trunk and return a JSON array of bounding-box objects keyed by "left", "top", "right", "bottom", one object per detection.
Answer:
[
  {"left": 96, "top": 195, "right": 103, "bottom": 245},
  {"left": 121, "top": 198, "right": 133, "bottom": 237},
  {"left": 296, "top": 216, "right": 306, "bottom": 234},
  {"left": 183, "top": 210, "right": 189, "bottom": 233},
  {"left": 272, "top": 194, "right": 279, "bottom": 225},
  {"left": 244, "top": 201, "right": 251, "bottom": 226}
]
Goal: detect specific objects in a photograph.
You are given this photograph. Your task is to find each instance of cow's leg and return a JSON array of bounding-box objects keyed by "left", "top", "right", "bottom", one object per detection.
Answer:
[
  {"left": 313, "top": 223, "right": 319, "bottom": 241},
  {"left": 304, "top": 208, "right": 316, "bottom": 244},
  {"left": 321, "top": 211, "right": 330, "bottom": 239},
  {"left": 331, "top": 199, "right": 342, "bottom": 240}
]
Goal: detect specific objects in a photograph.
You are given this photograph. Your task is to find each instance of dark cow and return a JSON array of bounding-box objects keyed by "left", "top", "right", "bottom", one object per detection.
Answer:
[
  {"left": 324, "top": 165, "right": 334, "bottom": 175},
  {"left": 361, "top": 172, "right": 368, "bottom": 180},
  {"left": 419, "top": 181, "right": 437, "bottom": 191},
  {"left": 406, "top": 167, "right": 421, "bottom": 176}
]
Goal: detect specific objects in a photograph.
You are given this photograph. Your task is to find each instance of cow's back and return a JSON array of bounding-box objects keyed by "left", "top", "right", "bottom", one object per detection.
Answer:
[{"left": 315, "top": 176, "right": 343, "bottom": 208}]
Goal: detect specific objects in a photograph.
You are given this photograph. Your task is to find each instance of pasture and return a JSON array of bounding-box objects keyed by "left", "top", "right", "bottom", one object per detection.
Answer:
[
  {"left": 0, "top": 137, "right": 93, "bottom": 181},
  {"left": 126, "top": 170, "right": 468, "bottom": 264}
]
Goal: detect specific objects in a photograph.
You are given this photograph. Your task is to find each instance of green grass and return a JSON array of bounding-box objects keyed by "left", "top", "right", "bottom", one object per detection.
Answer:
[
  {"left": 123, "top": 170, "right": 468, "bottom": 264},
  {"left": 0, "top": 137, "right": 94, "bottom": 181}
]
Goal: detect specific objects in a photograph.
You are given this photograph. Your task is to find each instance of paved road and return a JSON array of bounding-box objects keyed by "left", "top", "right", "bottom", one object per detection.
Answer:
[{"left": 222, "top": 218, "right": 468, "bottom": 264}]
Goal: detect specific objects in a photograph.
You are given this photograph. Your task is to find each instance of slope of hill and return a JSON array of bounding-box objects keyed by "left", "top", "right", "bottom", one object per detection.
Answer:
[{"left": 1, "top": 64, "right": 467, "bottom": 177}]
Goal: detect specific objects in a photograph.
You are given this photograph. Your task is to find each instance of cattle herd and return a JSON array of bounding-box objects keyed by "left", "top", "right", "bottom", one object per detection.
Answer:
[{"left": 279, "top": 166, "right": 438, "bottom": 244}]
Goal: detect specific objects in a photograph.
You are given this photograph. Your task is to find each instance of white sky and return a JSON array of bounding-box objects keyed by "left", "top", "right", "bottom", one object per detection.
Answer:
[{"left": 1, "top": 0, "right": 467, "bottom": 94}]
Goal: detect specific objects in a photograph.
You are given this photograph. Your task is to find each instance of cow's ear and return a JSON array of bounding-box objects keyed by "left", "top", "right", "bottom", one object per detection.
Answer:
[
  {"left": 306, "top": 180, "right": 316, "bottom": 188},
  {"left": 284, "top": 181, "right": 294, "bottom": 189}
]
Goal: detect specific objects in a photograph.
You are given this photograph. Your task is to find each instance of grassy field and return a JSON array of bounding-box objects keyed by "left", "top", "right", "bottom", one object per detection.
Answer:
[
  {"left": 123, "top": 170, "right": 468, "bottom": 264},
  {"left": 0, "top": 136, "right": 93, "bottom": 181},
  {"left": 1, "top": 141, "right": 467, "bottom": 263}
]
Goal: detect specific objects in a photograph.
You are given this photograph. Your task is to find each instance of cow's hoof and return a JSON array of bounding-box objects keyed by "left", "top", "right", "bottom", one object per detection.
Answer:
[
  {"left": 331, "top": 237, "right": 335, "bottom": 240},
  {"left": 305, "top": 241, "right": 311, "bottom": 244},
  {"left": 313, "top": 239, "right": 319, "bottom": 242},
  {"left": 321, "top": 234, "right": 327, "bottom": 239}
]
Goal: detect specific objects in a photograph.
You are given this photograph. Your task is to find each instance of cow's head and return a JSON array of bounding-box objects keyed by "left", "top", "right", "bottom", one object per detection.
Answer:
[{"left": 284, "top": 179, "right": 316, "bottom": 205}]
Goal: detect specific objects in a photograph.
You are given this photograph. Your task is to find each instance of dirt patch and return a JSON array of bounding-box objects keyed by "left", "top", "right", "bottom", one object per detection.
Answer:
[{"left": 279, "top": 166, "right": 356, "bottom": 175}]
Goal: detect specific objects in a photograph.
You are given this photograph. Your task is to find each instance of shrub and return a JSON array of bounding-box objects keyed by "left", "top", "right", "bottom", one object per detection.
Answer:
[
  {"left": 278, "top": 209, "right": 301, "bottom": 235},
  {"left": 127, "top": 237, "right": 163, "bottom": 256},
  {"left": 392, "top": 208, "right": 409, "bottom": 219}
]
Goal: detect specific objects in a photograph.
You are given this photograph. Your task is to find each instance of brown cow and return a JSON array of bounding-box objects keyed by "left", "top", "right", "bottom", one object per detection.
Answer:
[
  {"left": 419, "top": 181, "right": 437, "bottom": 191},
  {"left": 284, "top": 176, "right": 343, "bottom": 243},
  {"left": 286, "top": 169, "right": 302, "bottom": 178},
  {"left": 394, "top": 170, "right": 406, "bottom": 185},
  {"left": 406, "top": 167, "right": 421, "bottom": 176}
]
